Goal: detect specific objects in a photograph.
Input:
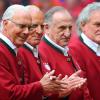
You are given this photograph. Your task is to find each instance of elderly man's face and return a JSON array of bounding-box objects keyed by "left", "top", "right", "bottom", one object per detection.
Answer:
[
  {"left": 26, "top": 11, "right": 44, "bottom": 46},
  {"left": 4, "top": 10, "right": 31, "bottom": 47},
  {"left": 81, "top": 10, "right": 100, "bottom": 44},
  {"left": 47, "top": 11, "right": 73, "bottom": 47}
]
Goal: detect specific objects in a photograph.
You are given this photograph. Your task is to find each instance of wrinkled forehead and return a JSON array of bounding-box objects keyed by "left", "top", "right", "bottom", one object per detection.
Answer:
[
  {"left": 52, "top": 13, "right": 73, "bottom": 26},
  {"left": 12, "top": 10, "right": 32, "bottom": 25},
  {"left": 31, "top": 11, "right": 44, "bottom": 20},
  {"left": 52, "top": 11, "right": 73, "bottom": 22},
  {"left": 89, "top": 9, "right": 100, "bottom": 18}
]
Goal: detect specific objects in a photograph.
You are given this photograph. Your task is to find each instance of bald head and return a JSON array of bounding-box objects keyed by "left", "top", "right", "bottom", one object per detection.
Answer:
[
  {"left": 26, "top": 5, "right": 44, "bottom": 23},
  {"left": 25, "top": 5, "right": 44, "bottom": 46},
  {"left": 26, "top": 5, "right": 40, "bottom": 12}
]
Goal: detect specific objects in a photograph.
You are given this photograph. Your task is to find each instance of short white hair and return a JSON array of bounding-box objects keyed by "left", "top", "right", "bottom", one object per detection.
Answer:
[
  {"left": 2, "top": 4, "right": 27, "bottom": 20},
  {"left": 0, "top": 4, "right": 27, "bottom": 31},
  {"left": 77, "top": 2, "right": 100, "bottom": 35}
]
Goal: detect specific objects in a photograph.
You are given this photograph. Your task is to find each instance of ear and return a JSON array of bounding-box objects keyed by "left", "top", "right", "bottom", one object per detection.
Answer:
[
  {"left": 44, "top": 23, "right": 49, "bottom": 29},
  {"left": 80, "top": 21, "right": 86, "bottom": 29},
  {"left": 43, "top": 23, "right": 49, "bottom": 33},
  {"left": 80, "top": 21, "right": 87, "bottom": 33},
  {"left": 2, "top": 20, "right": 9, "bottom": 30}
]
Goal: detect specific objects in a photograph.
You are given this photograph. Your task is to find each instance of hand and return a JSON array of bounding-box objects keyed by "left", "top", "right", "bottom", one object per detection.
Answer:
[
  {"left": 66, "top": 70, "right": 87, "bottom": 89},
  {"left": 40, "top": 70, "right": 62, "bottom": 95},
  {"left": 59, "top": 70, "right": 87, "bottom": 97}
]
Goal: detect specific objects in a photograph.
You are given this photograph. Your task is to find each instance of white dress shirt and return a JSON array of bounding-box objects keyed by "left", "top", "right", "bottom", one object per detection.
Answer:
[
  {"left": 45, "top": 34, "right": 69, "bottom": 56},
  {"left": 24, "top": 42, "right": 38, "bottom": 58},
  {"left": 81, "top": 33, "right": 100, "bottom": 56},
  {"left": 0, "top": 33, "right": 17, "bottom": 55}
]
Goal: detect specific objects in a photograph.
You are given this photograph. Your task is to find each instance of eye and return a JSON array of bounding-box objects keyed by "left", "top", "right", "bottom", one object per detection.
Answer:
[
  {"left": 59, "top": 26, "right": 67, "bottom": 30},
  {"left": 68, "top": 26, "right": 72, "bottom": 30},
  {"left": 17, "top": 24, "right": 31, "bottom": 31},
  {"left": 19, "top": 24, "right": 26, "bottom": 29},
  {"left": 94, "top": 23, "right": 100, "bottom": 27},
  {"left": 41, "top": 25, "right": 44, "bottom": 29},
  {"left": 29, "top": 24, "right": 38, "bottom": 31},
  {"left": 31, "top": 24, "right": 38, "bottom": 28},
  {"left": 30, "top": 24, "right": 44, "bottom": 31}
]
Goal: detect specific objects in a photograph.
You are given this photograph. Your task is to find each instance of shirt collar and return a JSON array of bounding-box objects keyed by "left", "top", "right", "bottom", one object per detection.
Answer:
[
  {"left": 81, "top": 33, "right": 100, "bottom": 56},
  {"left": 45, "top": 34, "right": 69, "bottom": 56},
  {"left": 0, "top": 33, "right": 17, "bottom": 55},
  {"left": 24, "top": 42, "right": 38, "bottom": 58}
]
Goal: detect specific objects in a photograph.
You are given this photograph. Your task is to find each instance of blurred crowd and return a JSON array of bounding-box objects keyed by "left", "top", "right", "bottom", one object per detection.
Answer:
[{"left": 0, "top": 0, "right": 99, "bottom": 21}]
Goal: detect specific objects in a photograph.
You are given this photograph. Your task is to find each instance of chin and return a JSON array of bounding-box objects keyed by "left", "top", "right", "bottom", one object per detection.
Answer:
[
  {"left": 32, "top": 42, "right": 39, "bottom": 46},
  {"left": 15, "top": 42, "right": 24, "bottom": 47},
  {"left": 62, "top": 42, "right": 68, "bottom": 46},
  {"left": 60, "top": 44, "right": 66, "bottom": 47}
]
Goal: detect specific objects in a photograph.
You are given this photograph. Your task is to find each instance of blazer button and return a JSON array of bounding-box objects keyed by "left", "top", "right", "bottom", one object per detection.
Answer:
[
  {"left": 19, "top": 78, "right": 24, "bottom": 84},
  {"left": 18, "top": 61, "right": 22, "bottom": 65},
  {"left": 37, "top": 59, "right": 40, "bottom": 64},
  {"left": 67, "top": 58, "right": 71, "bottom": 62},
  {"left": 19, "top": 78, "right": 22, "bottom": 83}
]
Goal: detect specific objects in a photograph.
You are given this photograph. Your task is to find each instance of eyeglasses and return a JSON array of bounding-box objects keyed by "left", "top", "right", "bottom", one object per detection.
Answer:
[{"left": 7, "top": 19, "right": 31, "bottom": 31}]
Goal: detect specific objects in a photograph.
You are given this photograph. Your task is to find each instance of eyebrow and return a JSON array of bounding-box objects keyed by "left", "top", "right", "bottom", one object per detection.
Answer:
[{"left": 59, "top": 25, "right": 72, "bottom": 29}]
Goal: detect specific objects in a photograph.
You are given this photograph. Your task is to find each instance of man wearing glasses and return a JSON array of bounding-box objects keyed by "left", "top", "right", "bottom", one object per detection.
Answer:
[
  {"left": 0, "top": 4, "right": 62, "bottom": 100},
  {"left": 0, "top": 4, "right": 31, "bottom": 100}
]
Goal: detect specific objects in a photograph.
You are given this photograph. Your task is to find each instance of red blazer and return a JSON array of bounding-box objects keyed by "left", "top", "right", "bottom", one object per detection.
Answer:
[
  {"left": 0, "top": 39, "right": 43, "bottom": 100},
  {"left": 69, "top": 36, "right": 100, "bottom": 100},
  {"left": 18, "top": 44, "right": 43, "bottom": 83},
  {"left": 39, "top": 36, "right": 92, "bottom": 100}
]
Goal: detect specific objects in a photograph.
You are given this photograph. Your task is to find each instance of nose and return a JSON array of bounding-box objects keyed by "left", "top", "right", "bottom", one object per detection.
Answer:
[
  {"left": 64, "top": 32, "right": 71, "bottom": 37},
  {"left": 64, "top": 27, "right": 72, "bottom": 37},
  {"left": 64, "top": 30, "right": 71, "bottom": 37},
  {"left": 36, "top": 25, "right": 43, "bottom": 34},
  {"left": 23, "top": 27, "right": 30, "bottom": 35}
]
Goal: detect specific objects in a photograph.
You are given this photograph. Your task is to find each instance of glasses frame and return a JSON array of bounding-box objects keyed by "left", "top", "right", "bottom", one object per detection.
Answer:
[{"left": 7, "top": 19, "right": 31, "bottom": 31}]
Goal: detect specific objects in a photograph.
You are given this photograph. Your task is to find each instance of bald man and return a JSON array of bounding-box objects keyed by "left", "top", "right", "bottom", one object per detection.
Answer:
[
  {"left": 0, "top": 4, "right": 62, "bottom": 100},
  {"left": 18, "top": 5, "right": 64, "bottom": 100}
]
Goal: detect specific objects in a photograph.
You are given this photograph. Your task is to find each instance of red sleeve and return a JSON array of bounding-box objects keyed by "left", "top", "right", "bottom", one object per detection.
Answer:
[{"left": 0, "top": 54, "right": 43, "bottom": 100}]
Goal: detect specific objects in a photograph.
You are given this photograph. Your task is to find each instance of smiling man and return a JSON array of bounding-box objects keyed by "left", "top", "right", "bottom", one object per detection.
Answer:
[{"left": 0, "top": 4, "right": 64, "bottom": 100}]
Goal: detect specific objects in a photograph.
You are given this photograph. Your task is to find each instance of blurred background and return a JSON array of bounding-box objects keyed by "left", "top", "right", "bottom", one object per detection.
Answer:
[
  {"left": 0, "top": 0, "right": 100, "bottom": 41},
  {"left": 0, "top": 0, "right": 99, "bottom": 21}
]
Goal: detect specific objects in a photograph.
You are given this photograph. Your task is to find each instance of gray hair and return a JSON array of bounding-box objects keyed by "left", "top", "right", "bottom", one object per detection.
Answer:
[
  {"left": 2, "top": 4, "right": 27, "bottom": 20},
  {"left": 77, "top": 2, "right": 100, "bottom": 35},
  {"left": 0, "top": 4, "right": 27, "bottom": 31},
  {"left": 44, "top": 6, "right": 67, "bottom": 25}
]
